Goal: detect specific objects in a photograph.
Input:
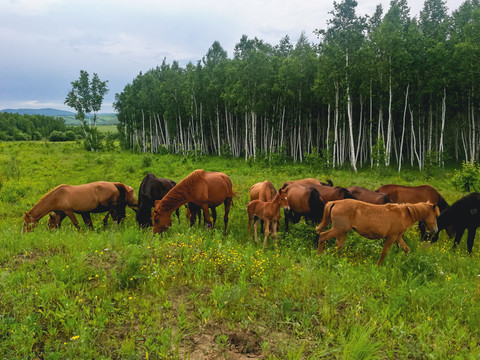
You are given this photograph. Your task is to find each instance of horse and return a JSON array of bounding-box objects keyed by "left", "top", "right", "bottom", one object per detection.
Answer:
[
  {"left": 152, "top": 169, "right": 233, "bottom": 234},
  {"left": 347, "top": 186, "right": 392, "bottom": 204},
  {"left": 375, "top": 184, "right": 449, "bottom": 241},
  {"left": 250, "top": 180, "right": 277, "bottom": 232},
  {"left": 282, "top": 178, "right": 333, "bottom": 187},
  {"left": 309, "top": 184, "right": 355, "bottom": 202},
  {"left": 23, "top": 181, "right": 138, "bottom": 233},
  {"left": 279, "top": 183, "right": 325, "bottom": 231},
  {"left": 136, "top": 173, "right": 179, "bottom": 228},
  {"left": 316, "top": 199, "right": 440, "bottom": 266},
  {"left": 247, "top": 189, "right": 290, "bottom": 247},
  {"left": 436, "top": 192, "right": 480, "bottom": 253}
]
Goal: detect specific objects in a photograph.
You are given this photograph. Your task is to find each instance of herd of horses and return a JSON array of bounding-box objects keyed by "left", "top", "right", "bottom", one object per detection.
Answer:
[{"left": 21, "top": 169, "right": 480, "bottom": 265}]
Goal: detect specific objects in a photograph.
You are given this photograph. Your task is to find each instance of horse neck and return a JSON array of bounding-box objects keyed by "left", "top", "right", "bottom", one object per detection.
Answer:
[
  {"left": 406, "top": 203, "right": 430, "bottom": 224},
  {"left": 27, "top": 196, "right": 54, "bottom": 222},
  {"left": 158, "top": 186, "right": 191, "bottom": 214}
]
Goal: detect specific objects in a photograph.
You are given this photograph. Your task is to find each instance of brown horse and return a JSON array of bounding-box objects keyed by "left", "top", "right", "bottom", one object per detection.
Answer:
[
  {"left": 375, "top": 184, "right": 449, "bottom": 241},
  {"left": 247, "top": 189, "right": 290, "bottom": 247},
  {"left": 316, "top": 199, "right": 440, "bottom": 265},
  {"left": 250, "top": 180, "right": 277, "bottom": 232},
  {"left": 279, "top": 183, "right": 325, "bottom": 231},
  {"left": 23, "top": 181, "right": 138, "bottom": 233},
  {"left": 309, "top": 184, "right": 355, "bottom": 202},
  {"left": 282, "top": 178, "right": 333, "bottom": 187},
  {"left": 152, "top": 169, "right": 233, "bottom": 234},
  {"left": 347, "top": 186, "right": 392, "bottom": 204}
]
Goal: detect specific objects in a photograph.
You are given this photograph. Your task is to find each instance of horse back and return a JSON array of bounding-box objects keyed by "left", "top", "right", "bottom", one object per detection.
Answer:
[{"left": 376, "top": 184, "right": 444, "bottom": 205}]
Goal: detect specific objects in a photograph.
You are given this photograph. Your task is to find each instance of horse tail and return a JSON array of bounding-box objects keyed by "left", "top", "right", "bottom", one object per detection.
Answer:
[
  {"left": 316, "top": 201, "right": 335, "bottom": 233},
  {"left": 308, "top": 187, "right": 325, "bottom": 223}
]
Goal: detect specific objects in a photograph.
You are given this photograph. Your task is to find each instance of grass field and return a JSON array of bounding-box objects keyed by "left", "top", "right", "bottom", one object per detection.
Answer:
[{"left": 0, "top": 141, "right": 479, "bottom": 359}]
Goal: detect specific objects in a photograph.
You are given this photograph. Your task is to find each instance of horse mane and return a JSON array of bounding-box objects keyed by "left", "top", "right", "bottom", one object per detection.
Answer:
[
  {"left": 307, "top": 186, "right": 325, "bottom": 222},
  {"left": 26, "top": 184, "right": 66, "bottom": 218},
  {"left": 405, "top": 202, "right": 431, "bottom": 222},
  {"left": 158, "top": 170, "right": 204, "bottom": 212},
  {"left": 436, "top": 194, "right": 449, "bottom": 211},
  {"left": 340, "top": 187, "right": 356, "bottom": 199}
]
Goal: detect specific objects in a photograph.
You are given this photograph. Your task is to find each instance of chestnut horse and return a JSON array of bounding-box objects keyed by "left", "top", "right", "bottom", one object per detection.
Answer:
[
  {"left": 23, "top": 181, "right": 138, "bottom": 233},
  {"left": 375, "top": 184, "right": 449, "bottom": 241},
  {"left": 283, "top": 178, "right": 333, "bottom": 187},
  {"left": 136, "top": 173, "right": 178, "bottom": 228},
  {"left": 279, "top": 183, "right": 325, "bottom": 231},
  {"left": 152, "top": 169, "right": 233, "bottom": 234},
  {"left": 347, "top": 186, "right": 392, "bottom": 204},
  {"left": 316, "top": 199, "right": 440, "bottom": 265},
  {"left": 250, "top": 180, "right": 277, "bottom": 232},
  {"left": 437, "top": 192, "right": 480, "bottom": 253},
  {"left": 247, "top": 189, "right": 289, "bottom": 247},
  {"left": 309, "top": 184, "right": 355, "bottom": 202}
]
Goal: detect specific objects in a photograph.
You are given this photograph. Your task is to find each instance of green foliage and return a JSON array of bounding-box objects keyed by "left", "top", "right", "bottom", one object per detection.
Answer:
[
  {"left": 49, "top": 130, "right": 67, "bottom": 142},
  {"left": 451, "top": 161, "right": 480, "bottom": 192}
]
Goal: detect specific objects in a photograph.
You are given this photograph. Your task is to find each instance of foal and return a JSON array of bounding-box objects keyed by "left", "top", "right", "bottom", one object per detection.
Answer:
[{"left": 247, "top": 189, "right": 289, "bottom": 247}]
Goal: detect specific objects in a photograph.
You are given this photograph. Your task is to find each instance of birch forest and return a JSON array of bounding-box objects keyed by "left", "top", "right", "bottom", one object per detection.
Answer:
[{"left": 113, "top": 0, "right": 480, "bottom": 171}]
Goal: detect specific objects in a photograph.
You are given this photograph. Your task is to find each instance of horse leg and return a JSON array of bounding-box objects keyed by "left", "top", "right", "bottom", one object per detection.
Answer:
[
  {"left": 80, "top": 213, "right": 94, "bottom": 230},
  {"left": 211, "top": 206, "right": 217, "bottom": 228},
  {"left": 377, "top": 236, "right": 397, "bottom": 266},
  {"left": 396, "top": 236, "right": 411, "bottom": 254},
  {"left": 263, "top": 219, "right": 270, "bottom": 247},
  {"left": 223, "top": 198, "right": 232, "bottom": 234},
  {"left": 453, "top": 228, "right": 465, "bottom": 250},
  {"left": 248, "top": 214, "right": 252, "bottom": 240},
  {"left": 318, "top": 227, "right": 342, "bottom": 254},
  {"left": 466, "top": 227, "right": 476, "bottom": 254},
  {"left": 272, "top": 221, "right": 278, "bottom": 247},
  {"left": 253, "top": 218, "right": 259, "bottom": 244},
  {"left": 175, "top": 208, "right": 180, "bottom": 224},
  {"left": 102, "top": 212, "right": 110, "bottom": 228},
  {"left": 201, "top": 204, "right": 213, "bottom": 228},
  {"left": 335, "top": 233, "right": 348, "bottom": 253},
  {"left": 64, "top": 211, "right": 81, "bottom": 230}
]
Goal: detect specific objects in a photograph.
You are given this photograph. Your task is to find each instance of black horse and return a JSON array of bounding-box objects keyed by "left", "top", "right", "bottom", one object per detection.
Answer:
[
  {"left": 136, "top": 173, "right": 178, "bottom": 228},
  {"left": 436, "top": 192, "right": 480, "bottom": 253}
]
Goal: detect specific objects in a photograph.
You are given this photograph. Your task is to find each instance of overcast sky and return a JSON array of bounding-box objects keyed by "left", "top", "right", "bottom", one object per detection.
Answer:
[{"left": 0, "top": 0, "right": 465, "bottom": 113}]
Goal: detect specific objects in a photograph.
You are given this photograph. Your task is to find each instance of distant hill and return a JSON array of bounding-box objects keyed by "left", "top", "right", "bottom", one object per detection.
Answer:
[
  {"left": 1, "top": 108, "right": 76, "bottom": 116},
  {"left": 0, "top": 108, "right": 118, "bottom": 126}
]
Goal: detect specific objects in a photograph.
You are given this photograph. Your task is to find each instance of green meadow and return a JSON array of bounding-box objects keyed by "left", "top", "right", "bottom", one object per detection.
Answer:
[{"left": 0, "top": 141, "right": 479, "bottom": 359}]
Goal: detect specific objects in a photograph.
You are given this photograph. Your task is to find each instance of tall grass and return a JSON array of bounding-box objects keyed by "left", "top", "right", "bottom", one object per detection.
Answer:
[{"left": 0, "top": 141, "right": 479, "bottom": 359}]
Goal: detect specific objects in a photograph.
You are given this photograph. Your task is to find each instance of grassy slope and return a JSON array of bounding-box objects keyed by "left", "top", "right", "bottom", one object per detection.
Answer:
[{"left": 0, "top": 141, "right": 479, "bottom": 359}]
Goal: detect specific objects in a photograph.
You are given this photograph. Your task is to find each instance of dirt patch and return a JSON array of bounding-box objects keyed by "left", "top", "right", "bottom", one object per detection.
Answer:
[{"left": 180, "top": 324, "right": 263, "bottom": 359}]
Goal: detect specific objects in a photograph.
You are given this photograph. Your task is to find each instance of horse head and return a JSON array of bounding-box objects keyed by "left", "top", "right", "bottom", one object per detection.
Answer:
[
  {"left": 423, "top": 202, "right": 440, "bottom": 234},
  {"left": 47, "top": 212, "right": 62, "bottom": 229},
  {"left": 21, "top": 212, "right": 37, "bottom": 234},
  {"left": 279, "top": 188, "right": 290, "bottom": 211},
  {"left": 152, "top": 200, "right": 172, "bottom": 234}
]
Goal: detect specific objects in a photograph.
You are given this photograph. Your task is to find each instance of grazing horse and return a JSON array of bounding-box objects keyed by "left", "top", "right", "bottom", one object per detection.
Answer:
[
  {"left": 309, "top": 184, "right": 355, "bottom": 202},
  {"left": 316, "top": 199, "right": 440, "bottom": 265},
  {"left": 247, "top": 189, "right": 290, "bottom": 247},
  {"left": 375, "top": 184, "right": 449, "bottom": 241},
  {"left": 437, "top": 192, "right": 480, "bottom": 253},
  {"left": 23, "top": 181, "right": 138, "bottom": 233},
  {"left": 152, "top": 169, "right": 233, "bottom": 234},
  {"left": 283, "top": 178, "right": 333, "bottom": 187},
  {"left": 347, "top": 186, "right": 392, "bottom": 204},
  {"left": 250, "top": 180, "right": 277, "bottom": 232},
  {"left": 137, "top": 173, "right": 178, "bottom": 228},
  {"left": 279, "top": 183, "right": 325, "bottom": 231}
]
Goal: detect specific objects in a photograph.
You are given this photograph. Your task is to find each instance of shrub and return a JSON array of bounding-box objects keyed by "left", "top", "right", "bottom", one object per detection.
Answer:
[
  {"left": 451, "top": 161, "right": 480, "bottom": 192},
  {"left": 49, "top": 130, "right": 66, "bottom": 142},
  {"left": 64, "top": 130, "right": 76, "bottom": 141}
]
